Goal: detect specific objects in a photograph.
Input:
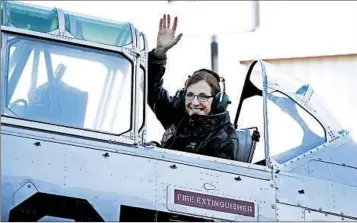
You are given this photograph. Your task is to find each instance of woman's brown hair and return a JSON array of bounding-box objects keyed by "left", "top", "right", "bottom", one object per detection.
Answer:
[{"left": 185, "top": 69, "right": 221, "bottom": 95}]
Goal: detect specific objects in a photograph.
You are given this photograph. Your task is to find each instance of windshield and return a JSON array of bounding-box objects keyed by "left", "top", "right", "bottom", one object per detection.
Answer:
[
  {"left": 238, "top": 61, "right": 343, "bottom": 164},
  {"left": 1, "top": 1, "right": 59, "bottom": 33},
  {"left": 64, "top": 13, "right": 133, "bottom": 47},
  {"left": 2, "top": 33, "right": 133, "bottom": 135},
  {"left": 1, "top": 1, "right": 133, "bottom": 47}
]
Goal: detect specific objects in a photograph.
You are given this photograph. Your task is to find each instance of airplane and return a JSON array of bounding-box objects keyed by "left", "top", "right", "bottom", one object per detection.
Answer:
[{"left": 1, "top": 1, "right": 357, "bottom": 222}]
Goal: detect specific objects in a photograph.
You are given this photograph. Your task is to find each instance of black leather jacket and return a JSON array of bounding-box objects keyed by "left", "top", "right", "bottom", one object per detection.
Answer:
[{"left": 148, "top": 49, "right": 239, "bottom": 160}]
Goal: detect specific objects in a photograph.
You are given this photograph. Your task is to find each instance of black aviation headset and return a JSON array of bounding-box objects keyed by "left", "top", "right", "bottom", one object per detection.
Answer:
[{"left": 179, "top": 68, "right": 231, "bottom": 114}]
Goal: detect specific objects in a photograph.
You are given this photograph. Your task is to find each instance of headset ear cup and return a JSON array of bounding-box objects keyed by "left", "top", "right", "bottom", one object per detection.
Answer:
[{"left": 211, "top": 92, "right": 230, "bottom": 114}]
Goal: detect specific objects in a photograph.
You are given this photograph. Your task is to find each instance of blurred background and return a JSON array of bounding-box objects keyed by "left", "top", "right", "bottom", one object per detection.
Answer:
[{"left": 19, "top": 0, "right": 357, "bottom": 149}]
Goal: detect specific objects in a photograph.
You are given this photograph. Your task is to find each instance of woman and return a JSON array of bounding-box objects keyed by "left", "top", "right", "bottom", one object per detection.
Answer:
[{"left": 148, "top": 14, "right": 239, "bottom": 160}]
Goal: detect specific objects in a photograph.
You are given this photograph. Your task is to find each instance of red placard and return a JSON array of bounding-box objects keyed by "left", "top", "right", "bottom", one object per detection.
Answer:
[{"left": 174, "top": 189, "right": 255, "bottom": 217}]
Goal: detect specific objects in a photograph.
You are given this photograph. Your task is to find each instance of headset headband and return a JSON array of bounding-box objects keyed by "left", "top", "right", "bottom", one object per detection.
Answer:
[
  {"left": 192, "top": 68, "right": 220, "bottom": 83},
  {"left": 187, "top": 68, "right": 226, "bottom": 94}
]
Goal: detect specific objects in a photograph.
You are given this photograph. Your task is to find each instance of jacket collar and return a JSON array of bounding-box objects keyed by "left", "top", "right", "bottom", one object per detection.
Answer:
[{"left": 181, "top": 111, "right": 231, "bottom": 134}]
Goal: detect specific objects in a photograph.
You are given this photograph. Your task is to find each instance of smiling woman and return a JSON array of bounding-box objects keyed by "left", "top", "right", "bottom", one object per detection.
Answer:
[{"left": 147, "top": 14, "right": 240, "bottom": 161}]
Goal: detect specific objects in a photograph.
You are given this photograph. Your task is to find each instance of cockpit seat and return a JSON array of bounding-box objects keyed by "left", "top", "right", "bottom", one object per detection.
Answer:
[
  {"left": 22, "top": 63, "right": 89, "bottom": 128},
  {"left": 24, "top": 81, "right": 88, "bottom": 128},
  {"left": 234, "top": 128, "right": 260, "bottom": 163}
]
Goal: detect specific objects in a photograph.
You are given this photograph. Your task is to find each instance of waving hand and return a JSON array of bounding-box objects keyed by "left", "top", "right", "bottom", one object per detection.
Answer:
[{"left": 154, "top": 14, "right": 183, "bottom": 57}]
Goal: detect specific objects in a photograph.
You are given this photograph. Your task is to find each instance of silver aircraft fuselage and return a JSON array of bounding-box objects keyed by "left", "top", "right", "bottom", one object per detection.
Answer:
[{"left": 1, "top": 1, "right": 357, "bottom": 221}]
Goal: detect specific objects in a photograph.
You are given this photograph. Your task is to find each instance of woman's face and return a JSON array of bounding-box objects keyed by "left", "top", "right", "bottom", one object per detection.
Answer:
[{"left": 185, "top": 80, "right": 214, "bottom": 116}]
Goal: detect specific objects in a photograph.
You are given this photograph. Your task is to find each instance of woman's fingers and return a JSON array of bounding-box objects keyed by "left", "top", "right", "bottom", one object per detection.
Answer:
[
  {"left": 160, "top": 14, "right": 177, "bottom": 30},
  {"left": 167, "top": 14, "right": 171, "bottom": 30},
  {"left": 159, "top": 14, "right": 180, "bottom": 41},
  {"left": 172, "top": 16, "right": 178, "bottom": 34}
]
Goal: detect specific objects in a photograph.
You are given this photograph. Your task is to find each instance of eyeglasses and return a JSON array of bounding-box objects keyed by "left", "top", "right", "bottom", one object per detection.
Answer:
[{"left": 185, "top": 92, "right": 213, "bottom": 102}]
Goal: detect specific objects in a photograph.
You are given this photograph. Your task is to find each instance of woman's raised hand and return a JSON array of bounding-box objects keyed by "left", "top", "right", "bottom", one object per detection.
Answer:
[{"left": 154, "top": 14, "right": 183, "bottom": 57}]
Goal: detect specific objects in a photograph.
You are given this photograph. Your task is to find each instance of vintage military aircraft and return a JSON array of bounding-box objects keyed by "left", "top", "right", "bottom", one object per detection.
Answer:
[{"left": 1, "top": 1, "right": 357, "bottom": 222}]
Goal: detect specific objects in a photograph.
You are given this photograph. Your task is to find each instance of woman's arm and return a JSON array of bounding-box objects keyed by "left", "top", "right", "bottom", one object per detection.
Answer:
[
  {"left": 147, "top": 49, "right": 184, "bottom": 129},
  {"left": 147, "top": 14, "right": 184, "bottom": 129}
]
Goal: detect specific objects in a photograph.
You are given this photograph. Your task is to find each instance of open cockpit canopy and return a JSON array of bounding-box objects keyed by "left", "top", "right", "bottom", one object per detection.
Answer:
[{"left": 236, "top": 61, "right": 345, "bottom": 164}]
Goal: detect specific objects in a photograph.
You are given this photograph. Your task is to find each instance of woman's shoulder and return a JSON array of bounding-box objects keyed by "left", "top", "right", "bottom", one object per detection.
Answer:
[
  {"left": 225, "top": 125, "right": 239, "bottom": 142},
  {"left": 214, "top": 122, "right": 238, "bottom": 142}
]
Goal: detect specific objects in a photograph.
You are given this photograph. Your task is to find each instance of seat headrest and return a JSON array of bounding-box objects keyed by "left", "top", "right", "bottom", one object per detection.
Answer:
[{"left": 235, "top": 129, "right": 254, "bottom": 163}]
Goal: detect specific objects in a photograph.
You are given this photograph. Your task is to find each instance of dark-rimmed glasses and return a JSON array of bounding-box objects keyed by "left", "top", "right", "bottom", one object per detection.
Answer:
[{"left": 185, "top": 92, "right": 213, "bottom": 102}]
